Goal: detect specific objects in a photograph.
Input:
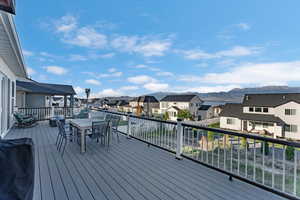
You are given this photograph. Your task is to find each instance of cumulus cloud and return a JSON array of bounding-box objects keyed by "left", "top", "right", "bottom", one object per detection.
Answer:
[
  {"left": 91, "top": 89, "right": 123, "bottom": 98},
  {"left": 111, "top": 35, "right": 172, "bottom": 57},
  {"left": 127, "top": 75, "right": 156, "bottom": 84},
  {"left": 156, "top": 71, "right": 174, "bottom": 77},
  {"left": 178, "top": 85, "right": 240, "bottom": 93},
  {"left": 55, "top": 15, "right": 77, "bottom": 33},
  {"left": 131, "top": 64, "right": 160, "bottom": 71},
  {"left": 69, "top": 54, "right": 87, "bottom": 61},
  {"left": 143, "top": 83, "right": 169, "bottom": 92},
  {"left": 178, "top": 46, "right": 261, "bottom": 60},
  {"left": 85, "top": 79, "right": 101, "bottom": 86},
  {"left": 26, "top": 67, "right": 36, "bottom": 76},
  {"left": 236, "top": 23, "right": 251, "bottom": 31},
  {"left": 83, "top": 68, "right": 122, "bottom": 79},
  {"left": 180, "top": 61, "right": 300, "bottom": 86},
  {"left": 44, "top": 66, "right": 68, "bottom": 75},
  {"left": 120, "top": 86, "right": 139, "bottom": 91},
  {"left": 74, "top": 86, "right": 85, "bottom": 94}
]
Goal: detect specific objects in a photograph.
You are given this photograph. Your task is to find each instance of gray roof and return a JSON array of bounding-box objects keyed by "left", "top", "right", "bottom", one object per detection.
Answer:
[
  {"left": 199, "top": 105, "right": 211, "bottom": 111},
  {"left": 17, "top": 80, "right": 76, "bottom": 95},
  {"left": 220, "top": 103, "right": 285, "bottom": 125},
  {"left": 243, "top": 93, "right": 300, "bottom": 107},
  {"left": 131, "top": 96, "right": 159, "bottom": 103},
  {"left": 161, "top": 94, "right": 198, "bottom": 102}
]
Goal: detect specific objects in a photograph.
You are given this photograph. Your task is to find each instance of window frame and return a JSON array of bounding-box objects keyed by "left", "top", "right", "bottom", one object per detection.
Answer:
[{"left": 285, "top": 109, "right": 296, "bottom": 116}]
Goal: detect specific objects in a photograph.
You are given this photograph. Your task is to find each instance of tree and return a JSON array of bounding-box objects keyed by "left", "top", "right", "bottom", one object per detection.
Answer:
[
  {"left": 163, "top": 112, "right": 170, "bottom": 120},
  {"left": 286, "top": 146, "right": 295, "bottom": 161},
  {"left": 177, "top": 109, "right": 192, "bottom": 120}
]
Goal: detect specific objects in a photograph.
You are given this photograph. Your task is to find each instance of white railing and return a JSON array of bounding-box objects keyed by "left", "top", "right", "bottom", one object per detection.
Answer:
[
  {"left": 95, "top": 109, "right": 300, "bottom": 200},
  {"left": 17, "top": 107, "right": 75, "bottom": 121}
]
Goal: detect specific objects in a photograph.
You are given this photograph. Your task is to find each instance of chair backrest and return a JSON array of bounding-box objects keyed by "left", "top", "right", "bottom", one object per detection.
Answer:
[
  {"left": 91, "top": 121, "right": 109, "bottom": 139},
  {"left": 110, "top": 115, "right": 121, "bottom": 128},
  {"left": 105, "top": 114, "right": 112, "bottom": 122},
  {"left": 14, "top": 113, "right": 22, "bottom": 122}
]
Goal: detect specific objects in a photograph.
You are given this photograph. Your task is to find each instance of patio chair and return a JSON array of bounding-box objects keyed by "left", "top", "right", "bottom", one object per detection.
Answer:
[
  {"left": 14, "top": 113, "right": 37, "bottom": 128},
  {"left": 110, "top": 115, "right": 121, "bottom": 142},
  {"left": 56, "top": 120, "right": 71, "bottom": 156},
  {"left": 0, "top": 138, "right": 34, "bottom": 200},
  {"left": 88, "top": 121, "right": 110, "bottom": 147}
]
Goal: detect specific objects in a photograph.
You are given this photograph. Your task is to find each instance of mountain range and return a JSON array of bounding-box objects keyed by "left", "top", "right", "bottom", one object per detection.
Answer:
[{"left": 148, "top": 86, "right": 300, "bottom": 103}]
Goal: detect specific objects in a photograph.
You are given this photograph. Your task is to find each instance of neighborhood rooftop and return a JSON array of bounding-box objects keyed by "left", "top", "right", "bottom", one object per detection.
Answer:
[
  {"left": 131, "top": 95, "right": 159, "bottom": 103},
  {"left": 17, "top": 80, "right": 76, "bottom": 95},
  {"left": 243, "top": 93, "right": 300, "bottom": 107},
  {"left": 160, "top": 94, "right": 198, "bottom": 102}
]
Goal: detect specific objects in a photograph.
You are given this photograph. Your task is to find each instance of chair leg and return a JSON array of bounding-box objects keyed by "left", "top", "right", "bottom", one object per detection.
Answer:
[
  {"left": 55, "top": 133, "right": 61, "bottom": 146},
  {"left": 61, "top": 139, "right": 67, "bottom": 156},
  {"left": 57, "top": 135, "right": 64, "bottom": 151}
]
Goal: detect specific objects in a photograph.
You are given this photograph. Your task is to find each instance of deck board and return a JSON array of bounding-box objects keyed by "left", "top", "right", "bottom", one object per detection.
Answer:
[{"left": 6, "top": 122, "right": 285, "bottom": 200}]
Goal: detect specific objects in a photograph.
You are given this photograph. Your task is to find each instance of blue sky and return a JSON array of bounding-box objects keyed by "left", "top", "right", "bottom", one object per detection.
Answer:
[{"left": 15, "top": 0, "right": 300, "bottom": 97}]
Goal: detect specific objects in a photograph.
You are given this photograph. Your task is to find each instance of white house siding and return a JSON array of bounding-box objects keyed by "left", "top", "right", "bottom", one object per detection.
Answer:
[
  {"left": 274, "top": 101, "right": 300, "bottom": 140},
  {"left": 16, "top": 91, "right": 25, "bottom": 107},
  {"left": 0, "top": 57, "right": 17, "bottom": 137},
  {"left": 25, "top": 94, "right": 47, "bottom": 108},
  {"left": 220, "top": 117, "right": 241, "bottom": 130}
]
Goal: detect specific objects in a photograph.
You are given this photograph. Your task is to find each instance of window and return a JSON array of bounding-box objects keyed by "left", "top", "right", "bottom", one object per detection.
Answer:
[
  {"left": 285, "top": 124, "right": 298, "bottom": 132},
  {"left": 226, "top": 118, "right": 234, "bottom": 125},
  {"left": 285, "top": 109, "right": 296, "bottom": 116},
  {"left": 249, "top": 107, "right": 254, "bottom": 112},
  {"left": 255, "top": 107, "right": 262, "bottom": 112},
  {"left": 263, "top": 108, "right": 269, "bottom": 113}
]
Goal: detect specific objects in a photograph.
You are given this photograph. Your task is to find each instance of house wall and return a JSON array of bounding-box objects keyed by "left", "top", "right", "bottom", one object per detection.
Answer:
[
  {"left": 16, "top": 91, "right": 25, "bottom": 107},
  {"left": 220, "top": 117, "right": 242, "bottom": 130},
  {"left": 25, "top": 94, "right": 46, "bottom": 108},
  {"left": 274, "top": 101, "right": 300, "bottom": 139},
  {"left": 0, "top": 57, "right": 17, "bottom": 138},
  {"left": 198, "top": 107, "right": 214, "bottom": 120}
]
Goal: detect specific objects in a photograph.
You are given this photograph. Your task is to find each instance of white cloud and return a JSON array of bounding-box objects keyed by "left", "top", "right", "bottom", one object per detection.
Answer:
[
  {"left": 23, "top": 50, "right": 34, "bottom": 57},
  {"left": 156, "top": 71, "right": 174, "bottom": 77},
  {"left": 91, "top": 89, "right": 123, "bottom": 97},
  {"left": 127, "top": 75, "right": 156, "bottom": 84},
  {"left": 69, "top": 54, "right": 87, "bottom": 61},
  {"left": 44, "top": 66, "right": 68, "bottom": 75},
  {"left": 120, "top": 86, "right": 139, "bottom": 91},
  {"left": 178, "top": 46, "right": 261, "bottom": 60},
  {"left": 74, "top": 86, "right": 85, "bottom": 94},
  {"left": 108, "top": 68, "right": 117, "bottom": 73},
  {"left": 83, "top": 68, "right": 122, "bottom": 79},
  {"left": 143, "top": 82, "right": 169, "bottom": 91},
  {"left": 63, "top": 27, "right": 107, "bottom": 49},
  {"left": 26, "top": 67, "right": 36, "bottom": 76},
  {"left": 180, "top": 61, "right": 300, "bottom": 86},
  {"left": 98, "top": 53, "right": 115, "bottom": 58},
  {"left": 55, "top": 15, "right": 77, "bottom": 33},
  {"left": 174, "top": 85, "right": 240, "bottom": 93},
  {"left": 236, "top": 23, "right": 251, "bottom": 31},
  {"left": 131, "top": 64, "right": 160, "bottom": 71},
  {"left": 85, "top": 79, "right": 101, "bottom": 86},
  {"left": 111, "top": 35, "right": 172, "bottom": 57}
]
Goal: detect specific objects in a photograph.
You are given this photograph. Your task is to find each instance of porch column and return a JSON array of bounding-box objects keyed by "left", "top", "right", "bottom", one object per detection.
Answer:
[
  {"left": 64, "top": 95, "right": 67, "bottom": 107},
  {"left": 70, "top": 95, "right": 74, "bottom": 107}
]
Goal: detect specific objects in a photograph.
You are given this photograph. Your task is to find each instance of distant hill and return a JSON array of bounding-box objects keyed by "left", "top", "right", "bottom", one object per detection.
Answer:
[{"left": 148, "top": 86, "right": 300, "bottom": 103}]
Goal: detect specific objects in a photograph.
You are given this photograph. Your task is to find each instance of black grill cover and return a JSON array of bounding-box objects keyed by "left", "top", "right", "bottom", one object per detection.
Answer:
[{"left": 0, "top": 138, "right": 34, "bottom": 200}]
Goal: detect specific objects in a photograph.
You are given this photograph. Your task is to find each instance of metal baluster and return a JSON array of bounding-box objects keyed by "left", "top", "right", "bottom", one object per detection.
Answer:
[
  {"left": 294, "top": 148, "right": 297, "bottom": 196},
  {"left": 218, "top": 135, "right": 220, "bottom": 168},
  {"left": 283, "top": 146, "right": 286, "bottom": 192},
  {"left": 201, "top": 131, "right": 204, "bottom": 162},
  {"left": 224, "top": 135, "right": 226, "bottom": 170},
  {"left": 212, "top": 133, "right": 214, "bottom": 166},
  {"left": 272, "top": 143, "right": 275, "bottom": 188},
  {"left": 238, "top": 137, "right": 240, "bottom": 175},
  {"left": 197, "top": 130, "right": 200, "bottom": 161},
  {"left": 254, "top": 140, "right": 256, "bottom": 182},
  {"left": 245, "top": 138, "right": 248, "bottom": 178},
  {"left": 206, "top": 131, "right": 209, "bottom": 164},
  {"left": 262, "top": 141, "right": 265, "bottom": 185},
  {"left": 230, "top": 136, "right": 233, "bottom": 173}
]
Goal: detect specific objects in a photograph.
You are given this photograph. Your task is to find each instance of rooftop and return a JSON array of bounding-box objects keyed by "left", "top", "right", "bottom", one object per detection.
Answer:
[
  {"left": 160, "top": 94, "right": 199, "bottom": 102},
  {"left": 5, "top": 122, "right": 284, "bottom": 200},
  {"left": 131, "top": 96, "right": 159, "bottom": 103},
  {"left": 243, "top": 93, "right": 300, "bottom": 107}
]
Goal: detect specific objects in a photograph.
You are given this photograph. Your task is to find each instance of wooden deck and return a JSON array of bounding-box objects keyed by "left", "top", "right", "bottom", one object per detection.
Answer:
[{"left": 5, "top": 122, "right": 284, "bottom": 200}]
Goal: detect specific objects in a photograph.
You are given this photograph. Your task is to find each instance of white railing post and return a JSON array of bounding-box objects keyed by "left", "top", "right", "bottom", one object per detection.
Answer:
[
  {"left": 127, "top": 113, "right": 132, "bottom": 139},
  {"left": 51, "top": 106, "right": 54, "bottom": 118},
  {"left": 176, "top": 119, "right": 183, "bottom": 160}
]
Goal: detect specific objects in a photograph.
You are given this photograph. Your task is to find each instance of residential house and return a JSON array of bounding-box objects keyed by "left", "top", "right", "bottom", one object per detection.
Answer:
[
  {"left": 197, "top": 105, "right": 213, "bottom": 120},
  {"left": 160, "top": 94, "right": 203, "bottom": 121},
  {"left": 220, "top": 93, "right": 300, "bottom": 140},
  {"left": 0, "top": 11, "right": 27, "bottom": 137},
  {"left": 129, "top": 96, "right": 159, "bottom": 116},
  {"left": 16, "top": 79, "right": 76, "bottom": 108}
]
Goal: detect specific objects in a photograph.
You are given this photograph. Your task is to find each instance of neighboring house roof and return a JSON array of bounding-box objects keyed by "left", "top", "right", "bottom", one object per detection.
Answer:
[
  {"left": 167, "top": 106, "right": 181, "bottom": 111},
  {"left": 160, "top": 94, "right": 199, "bottom": 102},
  {"left": 199, "top": 105, "right": 211, "bottom": 111},
  {"left": 16, "top": 80, "right": 76, "bottom": 95},
  {"left": 220, "top": 103, "right": 285, "bottom": 125},
  {"left": 243, "top": 93, "right": 300, "bottom": 107},
  {"left": 131, "top": 96, "right": 159, "bottom": 103}
]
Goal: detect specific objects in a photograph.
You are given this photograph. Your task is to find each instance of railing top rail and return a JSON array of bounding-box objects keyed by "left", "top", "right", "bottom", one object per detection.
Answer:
[
  {"left": 182, "top": 122, "right": 300, "bottom": 148},
  {"left": 94, "top": 108, "right": 177, "bottom": 125}
]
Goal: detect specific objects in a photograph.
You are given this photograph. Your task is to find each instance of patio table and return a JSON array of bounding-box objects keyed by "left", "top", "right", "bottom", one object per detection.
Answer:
[{"left": 69, "top": 118, "right": 108, "bottom": 153}]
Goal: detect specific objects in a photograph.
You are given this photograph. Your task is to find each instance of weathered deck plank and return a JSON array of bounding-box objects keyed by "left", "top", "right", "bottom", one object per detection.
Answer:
[{"left": 6, "top": 122, "right": 284, "bottom": 200}]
